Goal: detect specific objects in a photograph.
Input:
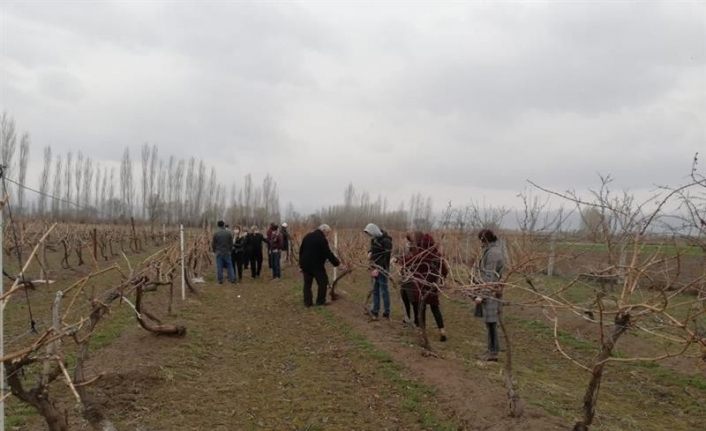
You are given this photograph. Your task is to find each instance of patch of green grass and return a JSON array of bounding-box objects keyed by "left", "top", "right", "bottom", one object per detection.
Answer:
[
  {"left": 90, "top": 306, "right": 134, "bottom": 350},
  {"left": 510, "top": 317, "right": 595, "bottom": 352},
  {"left": 316, "top": 307, "right": 457, "bottom": 431},
  {"left": 559, "top": 242, "right": 704, "bottom": 257},
  {"left": 639, "top": 364, "right": 706, "bottom": 391},
  {"left": 5, "top": 402, "right": 36, "bottom": 427}
]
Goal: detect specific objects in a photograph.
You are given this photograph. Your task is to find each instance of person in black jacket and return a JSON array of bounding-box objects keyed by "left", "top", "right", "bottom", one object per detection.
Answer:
[
  {"left": 299, "top": 224, "right": 342, "bottom": 306},
  {"left": 231, "top": 225, "right": 246, "bottom": 282},
  {"left": 246, "top": 225, "right": 265, "bottom": 278},
  {"left": 363, "top": 223, "right": 393, "bottom": 319}
]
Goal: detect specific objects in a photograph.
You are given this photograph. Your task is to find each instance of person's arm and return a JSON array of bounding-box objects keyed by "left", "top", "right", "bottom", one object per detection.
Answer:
[
  {"left": 323, "top": 237, "right": 340, "bottom": 267},
  {"left": 212, "top": 234, "right": 217, "bottom": 253}
]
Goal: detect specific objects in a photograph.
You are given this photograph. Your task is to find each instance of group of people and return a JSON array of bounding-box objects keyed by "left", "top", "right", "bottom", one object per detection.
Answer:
[
  {"left": 211, "top": 220, "right": 291, "bottom": 283},
  {"left": 296, "top": 222, "right": 506, "bottom": 361},
  {"left": 214, "top": 220, "right": 506, "bottom": 361}
]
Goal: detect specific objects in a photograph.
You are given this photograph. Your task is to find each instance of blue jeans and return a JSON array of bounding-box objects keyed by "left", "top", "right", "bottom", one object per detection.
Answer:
[
  {"left": 370, "top": 273, "right": 390, "bottom": 317},
  {"left": 216, "top": 254, "right": 235, "bottom": 283},
  {"left": 271, "top": 251, "right": 281, "bottom": 278}
]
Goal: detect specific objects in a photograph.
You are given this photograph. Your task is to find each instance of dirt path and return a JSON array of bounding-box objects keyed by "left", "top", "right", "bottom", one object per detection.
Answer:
[{"left": 326, "top": 291, "right": 563, "bottom": 431}]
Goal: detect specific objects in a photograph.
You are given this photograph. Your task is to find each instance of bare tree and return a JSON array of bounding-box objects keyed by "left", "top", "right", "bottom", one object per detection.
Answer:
[
  {"left": 165, "top": 155, "right": 175, "bottom": 224},
  {"left": 93, "top": 163, "right": 102, "bottom": 213},
  {"left": 52, "top": 155, "right": 63, "bottom": 217},
  {"left": 173, "top": 159, "right": 185, "bottom": 222},
  {"left": 0, "top": 111, "right": 17, "bottom": 176},
  {"left": 1, "top": 112, "right": 18, "bottom": 204},
  {"left": 74, "top": 151, "right": 84, "bottom": 212},
  {"left": 120, "top": 148, "right": 134, "bottom": 217},
  {"left": 17, "top": 132, "right": 30, "bottom": 213},
  {"left": 82, "top": 156, "right": 93, "bottom": 216},
  {"left": 64, "top": 151, "right": 73, "bottom": 213},
  {"left": 148, "top": 144, "right": 158, "bottom": 212},
  {"left": 526, "top": 175, "right": 706, "bottom": 431},
  {"left": 193, "top": 160, "right": 206, "bottom": 223},
  {"left": 184, "top": 157, "right": 195, "bottom": 222},
  {"left": 99, "top": 165, "right": 108, "bottom": 218},
  {"left": 38, "top": 146, "right": 52, "bottom": 216},
  {"left": 107, "top": 167, "right": 115, "bottom": 218},
  {"left": 243, "top": 173, "right": 253, "bottom": 223},
  {"left": 141, "top": 143, "right": 150, "bottom": 218}
]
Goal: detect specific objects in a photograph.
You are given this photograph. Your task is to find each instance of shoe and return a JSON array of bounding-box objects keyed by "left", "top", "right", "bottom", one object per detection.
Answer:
[
  {"left": 382, "top": 313, "right": 390, "bottom": 320},
  {"left": 440, "top": 334, "right": 448, "bottom": 342},
  {"left": 370, "top": 314, "right": 379, "bottom": 321},
  {"left": 218, "top": 281, "right": 223, "bottom": 285}
]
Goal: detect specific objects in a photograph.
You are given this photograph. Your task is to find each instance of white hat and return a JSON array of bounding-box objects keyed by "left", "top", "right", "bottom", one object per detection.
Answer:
[{"left": 282, "top": 222, "right": 288, "bottom": 228}]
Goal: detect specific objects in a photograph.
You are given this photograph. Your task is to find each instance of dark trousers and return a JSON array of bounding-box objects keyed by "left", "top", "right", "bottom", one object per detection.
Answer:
[
  {"left": 232, "top": 254, "right": 244, "bottom": 281},
  {"left": 303, "top": 269, "right": 329, "bottom": 306},
  {"left": 486, "top": 322, "right": 500, "bottom": 355},
  {"left": 401, "top": 284, "right": 415, "bottom": 321},
  {"left": 271, "top": 251, "right": 281, "bottom": 278},
  {"left": 250, "top": 254, "right": 263, "bottom": 278},
  {"left": 416, "top": 301, "right": 444, "bottom": 329},
  {"left": 215, "top": 254, "right": 235, "bottom": 283}
]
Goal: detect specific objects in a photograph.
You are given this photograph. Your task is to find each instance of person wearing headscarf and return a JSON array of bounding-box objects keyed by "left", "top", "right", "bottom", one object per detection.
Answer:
[{"left": 412, "top": 233, "right": 449, "bottom": 341}]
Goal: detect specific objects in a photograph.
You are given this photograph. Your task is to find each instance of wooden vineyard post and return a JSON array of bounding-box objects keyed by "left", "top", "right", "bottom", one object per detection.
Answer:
[
  {"left": 92, "top": 228, "right": 98, "bottom": 263},
  {"left": 180, "top": 224, "right": 186, "bottom": 301},
  {"left": 1, "top": 192, "right": 4, "bottom": 430}
]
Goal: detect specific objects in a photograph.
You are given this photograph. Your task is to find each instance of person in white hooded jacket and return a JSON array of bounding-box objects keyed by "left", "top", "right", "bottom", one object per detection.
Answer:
[{"left": 363, "top": 223, "right": 393, "bottom": 320}]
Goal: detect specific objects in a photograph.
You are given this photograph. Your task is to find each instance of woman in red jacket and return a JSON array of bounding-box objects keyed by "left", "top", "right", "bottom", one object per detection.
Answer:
[{"left": 414, "top": 233, "right": 448, "bottom": 341}]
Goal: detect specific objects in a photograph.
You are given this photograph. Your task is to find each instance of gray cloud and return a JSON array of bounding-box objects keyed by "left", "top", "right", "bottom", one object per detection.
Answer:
[{"left": 1, "top": 1, "right": 704, "bottom": 214}]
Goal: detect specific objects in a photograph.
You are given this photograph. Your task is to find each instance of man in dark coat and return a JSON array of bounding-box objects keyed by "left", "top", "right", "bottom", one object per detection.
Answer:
[
  {"left": 246, "top": 225, "right": 265, "bottom": 278},
  {"left": 212, "top": 220, "right": 235, "bottom": 284},
  {"left": 299, "top": 224, "right": 341, "bottom": 306}
]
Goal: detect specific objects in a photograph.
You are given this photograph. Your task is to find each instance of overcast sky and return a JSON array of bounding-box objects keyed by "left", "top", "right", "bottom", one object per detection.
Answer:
[{"left": 1, "top": 1, "right": 704, "bottom": 214}]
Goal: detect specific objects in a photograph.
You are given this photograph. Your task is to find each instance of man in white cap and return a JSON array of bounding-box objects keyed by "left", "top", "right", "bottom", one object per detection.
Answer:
[
  {"left": 363, "top": 223, "right": 393, "bottom": 320},
  {"left": 298, "top": 224, "right": 342, "bottom": 306},
  {"left": 280, "top": 222, "right": 291, "bottom": 263}
]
